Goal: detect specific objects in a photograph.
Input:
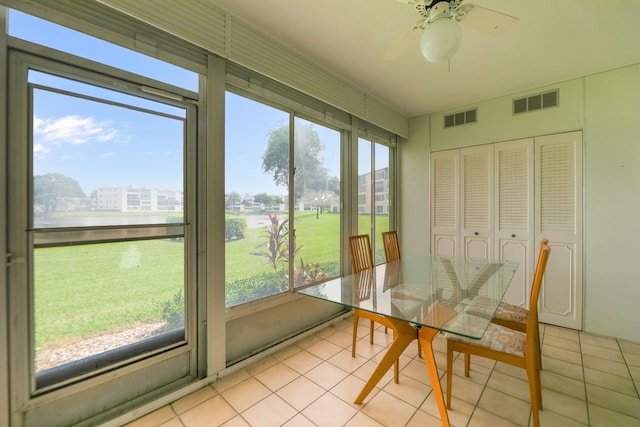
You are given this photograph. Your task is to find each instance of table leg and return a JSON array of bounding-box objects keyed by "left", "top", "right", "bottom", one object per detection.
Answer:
[
  {"left": 354, "top": 318, "right": 417, "bottom": 404},
  {"left": 418, "top": 327, "right": 450, "bottom": 427}
]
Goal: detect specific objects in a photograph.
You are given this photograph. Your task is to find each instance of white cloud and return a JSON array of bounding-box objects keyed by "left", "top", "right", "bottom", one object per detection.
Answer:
[
  {"left": 34, "top": 115, "right": 118, "bottom": 145},
  {"left": 99, "top": 151, "right": 116, "bottom": 158}
]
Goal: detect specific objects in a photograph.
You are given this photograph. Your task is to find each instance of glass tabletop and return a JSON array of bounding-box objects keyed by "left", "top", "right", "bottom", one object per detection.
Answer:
[{"left": 298, "top": 255, "right": 519, "bottom": 340}]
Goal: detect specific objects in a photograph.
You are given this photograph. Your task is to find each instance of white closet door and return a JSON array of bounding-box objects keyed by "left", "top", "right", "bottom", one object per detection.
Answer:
[
  {"left": 460, "top": 145, "right": 493, "bottom": 259},
  {"left": 494, "top": 139, "right": 534, "bottom": 307},
  {"left": 431, "top": 150, "right": 459, "bottom": 256},
  {"left": 535, "top": 131, "right": 583, "bottom": 329}
]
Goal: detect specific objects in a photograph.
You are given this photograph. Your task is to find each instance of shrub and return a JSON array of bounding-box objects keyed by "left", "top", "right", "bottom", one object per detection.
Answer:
[
  {"left": 159, "top": 289, "right": 184, "bottom": 330},
  {"left": 225, "top": 270, "right": 288, "bottom": 306},
  {"left": 225, "top": 216, "right": 247, "bottom": 241}
]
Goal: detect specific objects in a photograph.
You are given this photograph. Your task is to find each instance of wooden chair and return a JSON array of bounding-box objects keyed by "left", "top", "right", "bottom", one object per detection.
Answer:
[
  {"left": 349, "top": 234, "right": 398, "bottom": 382},
  {"left": 445, "top": 238, "right": 550, "bottom": 427},
  {"left": 381, "top": 230, "right": 401, "bottom": 262},
  {"left": 381, "top": 230, "right": 423, "bottom": 358},
  {"left": 465, "top": 239, "right": 550, "bottom": 369}
]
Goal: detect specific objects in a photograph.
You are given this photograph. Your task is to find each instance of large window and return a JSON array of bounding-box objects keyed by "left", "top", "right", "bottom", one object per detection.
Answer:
[
  {"left": 225, "top": 92, "right": 342, "bottom": 307},
  {"left": 8, "top": 10, "right": 198, "bottom": 391},
  {"left": 358, "top": 138, "right": 392, "bottom": 264}
]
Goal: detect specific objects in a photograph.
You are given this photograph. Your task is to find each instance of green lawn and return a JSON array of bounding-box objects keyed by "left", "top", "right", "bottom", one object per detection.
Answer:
[{"left": 34, "top": 212, "right": 389, "bottom": 349}]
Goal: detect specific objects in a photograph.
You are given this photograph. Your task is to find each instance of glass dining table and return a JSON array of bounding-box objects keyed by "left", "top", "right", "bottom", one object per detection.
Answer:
[{"left": 297, "top": 255, "right": 519, "bottom": 427}]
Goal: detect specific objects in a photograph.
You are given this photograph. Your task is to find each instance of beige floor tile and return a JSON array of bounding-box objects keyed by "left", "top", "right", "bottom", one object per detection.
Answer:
[
  {"left": 315, "top": 324, "right": 340, "bottom": 339},
  {"left": 450, "top": 357, "right": 493, "bottom": 385},
  {"left": 494, "top": 361, "right": 528, "bottom": 381},
  {"left": 629, "top": 365, "right": 640, "bottom": 381},
  {"left": 541, "top": 355, "right": 584, "bottom": 381},
  {"left": 324, "top": 329, "right": 353, "bottom": 348},
  {"left": 271, "top": 343, "right": 301, "bottom": 361},
  {"left": 304, "top": 338, "right": 343, "bottom": 360},
  {"left": 399, "top": 357, "right": 432, "bottom": 386},
  {"left": 585, "top": 366, "right": 637, "bottom": 396},
  {"left": 586, "top": 383, "right": 640, "bottom": 419},
  {"left": 580, "top": 332, "right": 619, "bottom": 350},
  {"left": 544, "top": 325, "right": 580, "bottom": 342},
  {"left": 157, "top": 418, "right": 184, "bottom": 427},
  {"left": 581, "top": 343, "right": 625, "bottom": 363},
  {"left": 487, "top": 370, "right": 531, "bottom": 403},
  {"left": 382, "top": 373, "right": 432, "bottom": 408},
  {"left": 467, "top": 407, "right": 521, "bottom": 427},
  {"left": 446, "top": 373, "right": 484, "bottom": 406},
  {"left": 542, "top": 344, "right": 582, "bottom": 365},
  {"left": 583, "top": 354, "right": 630, "bottom": 377},
  {"left": 212, "top": 370, "right": 251, "bottom": 393},
  {"left": 353, "top": 339, "right": 386, "bottom": 359},
  {"left": 301, "top": 392, "right": 358, "bottom": 427},
  {"left": 220, "top": 377, "right": 272, "bottom": 413},
  {"left": 352, "top": 359, "right": 394, "bottom": 387},
  {"left": 245, "top": 355, "right": 279, "bottom": 376},
  {"left": 421, "top": 392, "right": 474, "bottom": 427},
  {"left": 240, "top": 394, "right": 297, "bottom": 427},
  {"left": 330, "top": 373, "right": 380, "bottom": 407},
  {"left": 253, "top": 360, "right": 300, "bottom": 391},
  {"left": 327, "top": 348, "right": 369, "bottom": 373},
  {"left": 180, "top": 395, "right": 237, "bottom": 427},
  {"left": 361, "top": 390, "right": 417, "bottom": 427},
  {"left": 619, "top": 339, "right": 640, "bottom": 355},
  {"left": 476, "top": 387, "right": 531, "bottom": 426},
  {"left": 220, "top": 415, "right": 250, "bottom": 427},
  {"left": 171, "top": 385, "right": 217, "bottom": 414},
  {"left": 276, "top": 376, "right": 325, "bottom": 411},
  {"left": 295, "top": 334, "right": 322, "bottom": 350},
  {"left": 544, "top": 334, "right": 582, "bottom": 352},
  {"left": 536, "top": 408, "right": 588, "bottom": 427},
  {"left": 540, "top": 370, "right": 586, "bottom": 400},
  {"left": 624, "top": 352, "right": 640, "bottom": 367},
  {"left": 125, "top": 406, "right": 175, "bottom": 427},
  {"left": 281, "top": 413, "right": 316, "bottom": 427},
  {"left": 344, "top": 411, "right": 385, "bottom": 426},
  {"left": 540, "top": 388, "right": 589, "bottom": 424},
  {"left": 588, "top": 403, "right": 640, "bottom": 427},
  {"left": 304, "top": 360, "right": 349, "bottom": 390},
  {"left": 281, "top": 349, "right": 323, "bottom": 374}
]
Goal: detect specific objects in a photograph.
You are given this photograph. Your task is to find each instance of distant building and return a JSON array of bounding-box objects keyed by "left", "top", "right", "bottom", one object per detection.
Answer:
[
  {"left": 94, "top": 187, "right": 183, "bottom": 212},
  {"left": 358, "top": 167, "right": 389, "bottom": 215}
]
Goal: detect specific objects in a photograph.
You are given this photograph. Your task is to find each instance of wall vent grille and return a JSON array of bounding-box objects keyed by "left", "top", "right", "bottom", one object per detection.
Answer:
[
  {"left": 444, "top": 108, "right": 477, "bottom": 128},
  {"left": 513, "top": 89, "right": 559, "bottom": 114}
]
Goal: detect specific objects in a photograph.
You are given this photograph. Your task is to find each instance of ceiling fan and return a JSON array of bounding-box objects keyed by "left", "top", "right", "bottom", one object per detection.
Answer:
[{"left": 384, "top": 0, "right": 518, "bottom": 63}]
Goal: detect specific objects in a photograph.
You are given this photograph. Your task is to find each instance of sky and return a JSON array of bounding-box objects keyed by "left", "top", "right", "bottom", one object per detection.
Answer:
[{"left": 11, "top": 9, "right": 383, "bottom": 198}]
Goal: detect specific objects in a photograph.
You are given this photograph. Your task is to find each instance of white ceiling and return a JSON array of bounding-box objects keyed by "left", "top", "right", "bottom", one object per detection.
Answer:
[{"left": 210, "top": 0, "right": 640, "bottom": 118}]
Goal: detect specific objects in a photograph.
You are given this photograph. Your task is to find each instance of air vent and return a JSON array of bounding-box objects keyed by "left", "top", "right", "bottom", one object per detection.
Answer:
[
  {"left": 444, "top": 108, "right": 477, "bottom": 129},
  {"left": 513, "top": 89, "right": 558, "bottom": 115}
]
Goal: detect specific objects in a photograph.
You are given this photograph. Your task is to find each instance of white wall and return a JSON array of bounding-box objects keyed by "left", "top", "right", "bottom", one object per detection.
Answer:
[
  {"left": 399, "top": 115, "right": 430, "bottom": 256},
  {"left": 583, "top": 65, "right": 640, "bottom": 341},
  {"left": 401, "top": 63, "right": 640, "bottom": 341}
]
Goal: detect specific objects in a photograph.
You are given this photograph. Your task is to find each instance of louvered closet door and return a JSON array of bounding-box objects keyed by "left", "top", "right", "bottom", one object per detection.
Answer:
[
  {"left": 460, "top": 145, "right": 493, "bottom": 259},
  {"left": 431, "top": 150, "right": 459, "bottom": 256},
  {"left": 535, "top": 131, "right": 583, "bottom": 329},
  {"left": 494, "top": 139, "right": 534, "bottom": 308}
]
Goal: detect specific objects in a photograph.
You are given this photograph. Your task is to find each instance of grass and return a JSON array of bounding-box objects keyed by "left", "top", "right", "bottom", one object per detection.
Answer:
[{"left": 34, "top": 212, "right": 389, "bottom": 351}]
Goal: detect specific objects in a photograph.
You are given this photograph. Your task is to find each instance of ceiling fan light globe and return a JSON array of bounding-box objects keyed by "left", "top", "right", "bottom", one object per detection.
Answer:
[{"left": 419, "top": 17, "right": 462, "bottom": 63}]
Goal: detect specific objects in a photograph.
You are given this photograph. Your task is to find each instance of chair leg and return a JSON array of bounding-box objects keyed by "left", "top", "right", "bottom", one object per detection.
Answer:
[
  {"left": 352, "top": 311, "right": 360, "bottom": 358},
  {"left": 446, "top": 342, "right": 454, "bottom": 409},
  {"left": 464, "top": 353, "right": 471, "bottom": 377},
  {"left": 525, "top": 352, "right": 542, "bottom": 427},
  {"left": 369, "top": 320, "right": 374, "bottom": 345}
]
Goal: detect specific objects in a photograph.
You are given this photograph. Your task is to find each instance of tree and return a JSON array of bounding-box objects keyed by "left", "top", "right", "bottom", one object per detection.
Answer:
[
  {"left": 262, "top": 122, "right": 329, "bottom": 200},
  {"left": 33, "top": 173, "right": 86, "bottom": 213},
  {"left": 253, "top": 193, "right": 274, "bottom": 208},
  {"left": 226, "top": 191, "right": 242, "bottom": 210}
]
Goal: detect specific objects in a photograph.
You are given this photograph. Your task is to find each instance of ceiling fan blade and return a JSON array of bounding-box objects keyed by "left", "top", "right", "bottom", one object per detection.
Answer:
[
  {"left": 382, "top": 19, "right": 425, "bottom": 61},
  {"left": 459, "top": 4, "right": 518, "bottom": 37}
]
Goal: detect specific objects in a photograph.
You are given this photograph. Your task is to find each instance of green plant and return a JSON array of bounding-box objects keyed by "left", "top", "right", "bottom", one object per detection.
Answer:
[
  {"left": 159, "top": 289, "right": 184, "bottom": 330},
  {"left": 225, "top": 216, "right": 247, "bottom": 241},
  {"left": 251, "top": 213, "right": 290, "bottom": 271}
]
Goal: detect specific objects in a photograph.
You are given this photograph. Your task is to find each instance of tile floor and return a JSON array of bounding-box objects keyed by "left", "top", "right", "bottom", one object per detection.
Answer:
[{"left": 126, "top": 317, "right": 640, "bottom": 427}]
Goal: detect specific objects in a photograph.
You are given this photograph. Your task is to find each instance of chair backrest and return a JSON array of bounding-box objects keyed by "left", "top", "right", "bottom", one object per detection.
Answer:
[
  {"left": 349, "top": 234, "right": 374, "bottom": 273},
  {"left": 526, "top": 238, "right": 550, "bottom": 347},
  {"left": 382, "top": 231, "right": 401, "bottom": 262}
]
